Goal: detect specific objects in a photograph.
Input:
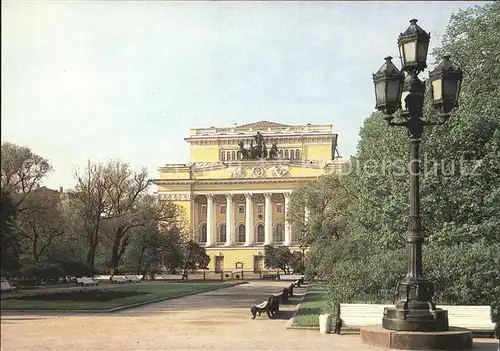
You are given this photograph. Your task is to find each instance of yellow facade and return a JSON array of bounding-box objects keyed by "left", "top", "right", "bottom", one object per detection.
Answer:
[{"left": 152, "top": 121, "right": 345, "bottom": 272}]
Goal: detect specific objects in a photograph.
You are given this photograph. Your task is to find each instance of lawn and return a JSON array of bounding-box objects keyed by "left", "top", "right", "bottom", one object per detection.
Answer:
[
  {"left": 292, "top": 284, "right": 329, "bottom": 328},
  {"left": 1, "top": 282, "right": 236, "bottom": 311}
]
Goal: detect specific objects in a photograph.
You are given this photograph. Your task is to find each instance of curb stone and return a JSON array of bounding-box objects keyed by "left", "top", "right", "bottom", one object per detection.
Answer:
[
  {"left": 1, "top": 281, "right": 249, "bottom": 314},
  {"left": 285, "top": 285, "right": 308, "bottom": 329}
]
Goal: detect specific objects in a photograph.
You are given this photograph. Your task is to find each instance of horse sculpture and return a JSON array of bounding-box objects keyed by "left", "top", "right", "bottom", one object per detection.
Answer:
[
  {"left": 269, "top": 142, "right": 279, "bottom": 159},
  {"left": 238, "top": 141, "right": 250, "bottom": 160},
  {"left": 238, "top": 134, "right": 275, "bottom": 160}
]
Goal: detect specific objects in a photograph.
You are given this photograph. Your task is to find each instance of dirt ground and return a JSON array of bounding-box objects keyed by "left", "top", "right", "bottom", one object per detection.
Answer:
[{"left": 1, "top": 281, "right": 497, "bottom": 351}]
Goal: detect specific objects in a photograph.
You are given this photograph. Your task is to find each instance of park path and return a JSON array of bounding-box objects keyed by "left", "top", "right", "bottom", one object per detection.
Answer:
[{"left": 1, "top": 281, "right": 497, "bottom": 351}]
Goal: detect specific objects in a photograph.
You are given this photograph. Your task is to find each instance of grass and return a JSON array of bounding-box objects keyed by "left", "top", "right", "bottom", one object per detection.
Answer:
[
  {"left": 0, "top": 282, "right": 236, "bottom": 311},
  {"left": 291, "top": 284, "right": 329, "bottom": 328}
]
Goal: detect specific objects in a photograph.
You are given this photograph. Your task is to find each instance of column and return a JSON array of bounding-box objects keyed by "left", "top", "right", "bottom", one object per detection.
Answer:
[
  {"left": 264, "top": 193, "right": 273, "bottom": 245},
  {"left": 225, "top": 193, "right": 234, "bottom": 247},
  {"left": 206, "top": 194, "right": 215, "bottom": 247},
  {"left": 245, "top": 194, "right": 254, "bottom": 246},
  {"left": 284, "top": 192, "right": 292, "bottom": 246}
]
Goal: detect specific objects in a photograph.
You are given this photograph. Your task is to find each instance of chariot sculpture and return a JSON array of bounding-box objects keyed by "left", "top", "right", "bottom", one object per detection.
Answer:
[{"left": 238, "top": 132, "right": 279, "bottom": 160}]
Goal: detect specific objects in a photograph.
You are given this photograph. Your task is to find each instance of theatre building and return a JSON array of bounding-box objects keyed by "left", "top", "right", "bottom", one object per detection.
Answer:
[{"left": 152, "top": 121, "right": 345, "bottom": 273}]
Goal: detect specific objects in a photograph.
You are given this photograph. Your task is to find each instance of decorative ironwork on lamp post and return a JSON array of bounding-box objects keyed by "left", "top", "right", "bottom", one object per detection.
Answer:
[{"left": 372, "top": 19, "right": 463, "bottom": 332}]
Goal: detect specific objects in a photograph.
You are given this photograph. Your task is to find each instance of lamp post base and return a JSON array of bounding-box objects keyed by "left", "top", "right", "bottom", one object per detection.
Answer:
[
  {"left": 360, "top": 325, "right": 473, "bottom": 350},
  {"left": 382, "top": 278, "right": 449, "bottom": 332},
  {"left": 383, "top": 307, "right": 449, "bottom": 331}
]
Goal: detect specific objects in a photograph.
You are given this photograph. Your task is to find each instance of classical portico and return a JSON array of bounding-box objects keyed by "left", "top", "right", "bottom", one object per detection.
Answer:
[{"left": 193, "top": 190, "right": 296, "bottom": 248}]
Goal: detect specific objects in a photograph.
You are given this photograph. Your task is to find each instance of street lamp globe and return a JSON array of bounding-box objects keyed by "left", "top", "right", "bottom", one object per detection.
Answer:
[
  {"left": 372, "top": 56, "right": 404, "bottom": 116},
  {"left": 429, "top": 55, "right": 463, "bottom": 114},
  {"left": 398, "top": 19, "right": 431, "bottom": 73}
]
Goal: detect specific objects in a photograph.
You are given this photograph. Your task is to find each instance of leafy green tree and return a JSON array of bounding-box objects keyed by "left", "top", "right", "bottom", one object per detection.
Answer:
[
  {"left": 0, "top": 142, "right": 52, "bottom": 208},
  {"left": 299, "top": 3, "right": 500, "bottom": 305},
  {"left": 125, "top": 223, "right": 183, "bottom": 276},
  {"left": 263, "top": 245, "right": 294, "bottom": 274},
  {"left": 0, "top": 190, "right": 21, "bottom": 275},
  {"left": 181, "top": 241, "right": 210, "bottom": 279}
]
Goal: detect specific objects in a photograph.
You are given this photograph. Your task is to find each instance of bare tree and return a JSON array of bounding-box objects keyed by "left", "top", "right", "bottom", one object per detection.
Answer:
[
  {"left": 72, "top": 160, "right": 179, "bottom": 272},
  {"left": 72, "top": 161, "right": 110, "bottom": 269},
  {"left": 17, "top": 187, "right": 66, "bottom": 262}
]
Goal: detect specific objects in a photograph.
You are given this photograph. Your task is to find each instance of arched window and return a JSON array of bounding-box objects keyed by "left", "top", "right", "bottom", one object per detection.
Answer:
[
  {"left": 274, "top": 223, "right": 284, "bottom": 243},
  {"left": 285, "top": 150, "right": 289, "bottom": 159},
  {"left": 219, "top": 224, "right": 226, "bottom": 243},
  {"left": 290, "top": 150, "right": 295, "bottom": 159},
  {"left": 256, "top": 224, "right": 265, "bottom": 242},
  {"left": 226, "top": 151, "right": 231, "bottom": 161},
  {"left": 221, "top": 151, "right": 225, "bottom": 161},
  {"left": 295, "top": 149, "right": 300, "bottom": 159},
  {"left": 200, "top": 224, "right": 207, "bottom": 243},
  {"left": 238, "top": 224, "right": 246, "bottom": 243},
  {"left": 237, "top": 152, "right": 242, "bottom": 160},
  {"left": 232, "top": 151, "right": 236, "bottom": 160}
]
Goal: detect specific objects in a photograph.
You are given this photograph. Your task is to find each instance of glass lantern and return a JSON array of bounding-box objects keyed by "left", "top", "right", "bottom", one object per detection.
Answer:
[
  {"left": 372, "top": 56, "right": 404, "bottom": 116},
  {"left": 398, "top": 19, "right": 431, "bottom": 73},
  {"left": 429, "top": 55, "right": 463, "bottom": 114}
]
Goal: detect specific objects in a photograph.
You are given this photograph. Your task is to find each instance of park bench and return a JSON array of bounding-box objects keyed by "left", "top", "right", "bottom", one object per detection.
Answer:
[
  {"left": 126, "top": 275, "right": 143, "bottom": 283},
  {"left": 261, "top": 273, "right": 278, "bottom": 280},
  {"left": 441, "top": 305, "right": 495, "bottom": 335},
  {"left": 76, "top": 277, "right": 99, "bottom": 286},
  {"left": 154, "top": 274, "right": 183, "bottom": 280},
  {"left": 1, "top": 281, "right": 17, "bottom": 292},
  {"left": 251, "top": 293, "right": 282, "bottom": 319},
  {"left": 293, "top": 278, "right": 303, "bottom": 287},
  {"left": 110, "top": 275, "right": 128, "bottom": 284},
  {"left": 338, "top": 303, "right": 495, "bottom": 335},
  {"left": 280, "top": 274, "right": 305, "bottom": 282},
  {"left": 281, "top": 283, "right": 295, "bottom": 303}
]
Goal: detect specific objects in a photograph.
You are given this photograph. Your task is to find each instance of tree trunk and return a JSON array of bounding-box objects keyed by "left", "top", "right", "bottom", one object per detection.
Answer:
[{"left": 136, "top": 248, "right": 146, "bottom": 275}]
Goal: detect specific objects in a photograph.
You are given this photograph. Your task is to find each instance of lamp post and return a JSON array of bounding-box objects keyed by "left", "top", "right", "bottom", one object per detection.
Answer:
[{"left": 372, "top": 19, "right": 463, "bottom": 332}]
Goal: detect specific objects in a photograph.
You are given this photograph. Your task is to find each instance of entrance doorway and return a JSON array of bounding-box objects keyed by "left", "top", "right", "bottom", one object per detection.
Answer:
[
  {"left": 253, "top": 255, "right": 263, "bottom": 273},
  {"left": 215, "top": 256, "right": 224, "bottom": 273}
]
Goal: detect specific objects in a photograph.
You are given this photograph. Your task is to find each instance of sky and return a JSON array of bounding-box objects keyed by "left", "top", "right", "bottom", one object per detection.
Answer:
[{"left": 1, "top": 1, "right": 486, "bottom": 191}]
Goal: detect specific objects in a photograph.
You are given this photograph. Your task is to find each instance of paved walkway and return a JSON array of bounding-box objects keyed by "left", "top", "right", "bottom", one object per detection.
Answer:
[{"left": 1, "top": 281, "right": 497, "bottom": 350}]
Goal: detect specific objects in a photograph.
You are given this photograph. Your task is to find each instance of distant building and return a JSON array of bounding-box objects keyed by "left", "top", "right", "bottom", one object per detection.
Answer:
[{"left": 151, "top": 121, "right": 345, "bottom": 273}]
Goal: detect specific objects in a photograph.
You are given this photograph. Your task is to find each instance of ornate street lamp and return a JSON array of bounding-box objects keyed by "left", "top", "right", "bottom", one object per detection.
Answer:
[{"left": 372, "top": 19, "right": 463, "bottom": 332}]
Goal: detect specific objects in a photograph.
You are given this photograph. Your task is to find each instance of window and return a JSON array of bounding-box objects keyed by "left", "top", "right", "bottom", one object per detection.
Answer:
[
  {"left": 279, "top": 150, "right": 283, "bottom": 158},
  {"left": 220, "top": 205, "right": 226, "bottom": 214},
  {"left": 257, "top": 224, "right": 265, "bottom": 242},
  {"left": 296, "top": 149, "right": 301, "bottom": 159},
  {"left": 285, "top": 150, "right": 289, "bottom": 159},
  {"left": 226, "top": 151, "right": 231, "bottom": 161},
  {"left": 200, "top": 224, "right": 207, "bottom": 243},
  {"left": 201, "top": 205, "right": 207, "bottom": 215},
  {"left": 238, "top": 224, "right": 246, "bottom": 243},
  {"left": 290, "top": 150, "right": 295, "bottom": 159},
  {"left": 238, "top": 204, "right": 245, "bottom": 214},
  {"left": 219, "top": 224, "right": 226, "bottom": 243},
  {"left": 237, "top": 152, "right": 242, "bottom": 160},
  {"left": 276, "top": 203, "right": 283, "bottom": 214},
  {"left": 235, "top": 262, "right": 243, "bottom": 269},
  {"left": 232, "top": 151, "right": 236, "bottom": 160},
  {"left": 257, "top": 204, "right": 264, "bottom": 214},
  {"left": 221, "top": 151, "right": 226, "bottom": 161},
  {"left": 274, "top": 223, "right": 284, "bottom": 243}
]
